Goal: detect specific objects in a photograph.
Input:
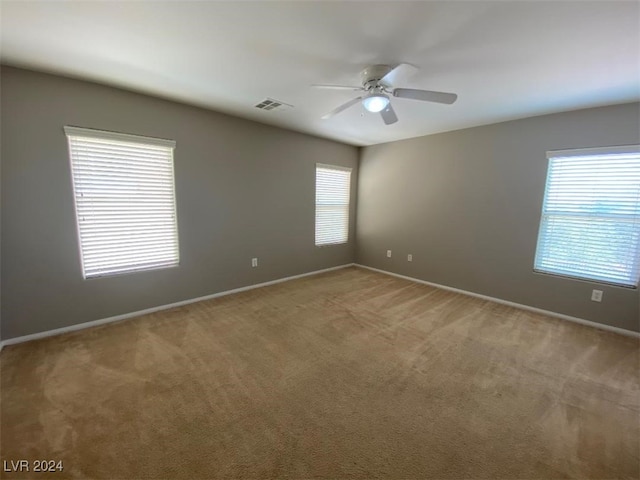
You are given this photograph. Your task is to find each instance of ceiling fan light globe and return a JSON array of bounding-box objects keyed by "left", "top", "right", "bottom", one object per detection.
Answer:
[{"left": 362, "top": 94, "right": 389, "bottom": 113}]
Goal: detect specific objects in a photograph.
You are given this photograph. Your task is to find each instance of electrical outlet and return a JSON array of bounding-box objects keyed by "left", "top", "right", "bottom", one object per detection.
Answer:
[
  {"left": 407, "top": 254, "right": 413, "bottom": 262},
  {"left": 251, "top": 257, "right": 258, "bottom": 268},
  {"left": 387, "top": 250, "right": 392, "bottom": 258},
  {"left": 591, "top": 289, "right": 603, "bottom": 302}
]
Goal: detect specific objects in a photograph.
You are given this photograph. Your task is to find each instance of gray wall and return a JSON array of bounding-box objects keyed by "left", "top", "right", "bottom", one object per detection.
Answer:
[
  {"left": 2, "top": 66, "right": 638, "bottom": 340},
  {"left": 357, "top": 103, "right": 640, "bottom": 333},
  {"left": 1, "top": 66, "right": 358, "bottom": 340}
]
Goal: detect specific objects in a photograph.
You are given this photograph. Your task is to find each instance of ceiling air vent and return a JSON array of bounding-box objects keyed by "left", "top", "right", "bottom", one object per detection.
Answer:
[{"left": 254, "top": 98, "right": 293, "bottom": 112}]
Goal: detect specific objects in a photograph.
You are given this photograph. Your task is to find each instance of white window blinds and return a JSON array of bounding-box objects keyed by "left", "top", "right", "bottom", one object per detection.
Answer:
[
  {"left": 65, "top": 126, "right": 179, "bottom": 279},
  {"left": 315, "top": 164, "right": 352, "bottom": 246},
  {"left": 534, "top": 146, "right": 640, "bottom": 288}
]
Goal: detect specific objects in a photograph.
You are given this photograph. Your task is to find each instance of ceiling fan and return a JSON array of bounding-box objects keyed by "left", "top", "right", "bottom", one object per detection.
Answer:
[{"left": 313, "top": 64, "right": 457, "bottom": 125}]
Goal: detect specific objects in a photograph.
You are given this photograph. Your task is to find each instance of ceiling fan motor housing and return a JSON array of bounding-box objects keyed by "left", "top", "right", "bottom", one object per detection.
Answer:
[{"left": 361, "top": 65, "right": 393, "bottom": 89}]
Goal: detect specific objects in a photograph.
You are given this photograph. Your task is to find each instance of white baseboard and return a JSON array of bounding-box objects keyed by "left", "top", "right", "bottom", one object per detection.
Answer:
[
  {"left": 356, "top": 264, "right": 640, "bottom": 339},
  {"left": 0, "top": 263, "right": 355, "bottom": 350}
]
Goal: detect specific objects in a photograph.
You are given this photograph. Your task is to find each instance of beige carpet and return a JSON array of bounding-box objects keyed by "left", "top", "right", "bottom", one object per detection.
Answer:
[{"left": 1, "top": 267, "right": 639, "bottom": 479}]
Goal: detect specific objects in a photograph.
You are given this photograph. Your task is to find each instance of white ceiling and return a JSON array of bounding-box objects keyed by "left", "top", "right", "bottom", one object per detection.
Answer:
[{"left": 1, "top": 1, "right": 639, "bottom": 146}]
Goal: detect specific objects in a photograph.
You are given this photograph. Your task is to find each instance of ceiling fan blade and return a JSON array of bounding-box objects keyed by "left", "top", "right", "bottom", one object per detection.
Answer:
[
  {"left": 380, "top": 103, "right": 398, "bottom": 125},
  {"left": 312, "top": 84, "right": 364, "bottom": 91},
  {"left": 321, "top": 97, "right": 363, "bottom": 119},
  {"left": 380, "top": 63, "right": 419, "bottom": 87},
  {"left": 393, "top": 88, "right": 458, "bottom": 104}
]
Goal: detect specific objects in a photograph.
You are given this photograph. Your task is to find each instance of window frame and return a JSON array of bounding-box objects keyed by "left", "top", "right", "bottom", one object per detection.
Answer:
[
  {"left": 65, "top": 126, "right": 180, "bottom": 279},
  {"left": 533, "top": 144, "right": 640, "bottom": 289},
  {"left": 315, "top": 163, "right": 352, "bottom": 247}
]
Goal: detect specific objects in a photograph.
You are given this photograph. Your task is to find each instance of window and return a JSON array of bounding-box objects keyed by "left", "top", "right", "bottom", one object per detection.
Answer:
[
  {"left": 315, "top": 163, "right": 352, "bottom": 246},
  {"left": 65, "top": 126, "right": 179, "bottom": 278},
  {"left": 534, "top": 145, "right": 640, "bottom": 288}
]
